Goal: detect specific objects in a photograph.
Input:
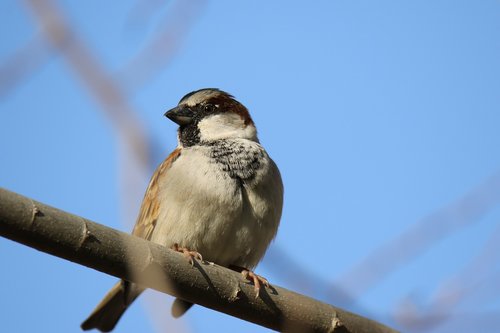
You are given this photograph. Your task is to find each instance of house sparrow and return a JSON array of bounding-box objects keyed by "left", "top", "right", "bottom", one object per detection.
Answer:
[{"left": 81, "top": 88, "right": 284, "bottom": 332}]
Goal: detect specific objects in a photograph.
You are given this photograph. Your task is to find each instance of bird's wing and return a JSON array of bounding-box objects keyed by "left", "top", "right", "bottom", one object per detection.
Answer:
[{"left": 132, "top": 148, "right": 182, "bottom": 240}]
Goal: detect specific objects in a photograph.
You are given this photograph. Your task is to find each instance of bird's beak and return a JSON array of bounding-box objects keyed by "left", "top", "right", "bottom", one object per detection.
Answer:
[{"left": 164, "top": 106, "right": 194, "bottom": 126}]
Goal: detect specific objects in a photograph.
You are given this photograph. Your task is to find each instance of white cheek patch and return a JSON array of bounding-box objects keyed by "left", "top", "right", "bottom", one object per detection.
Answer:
[{"left": 198, "top": 113, "right": 257, "bottom": 142}]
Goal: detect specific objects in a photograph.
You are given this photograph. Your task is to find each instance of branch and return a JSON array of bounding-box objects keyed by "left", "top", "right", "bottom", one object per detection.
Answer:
[
  {"left": 24, "top": 0, "right": 152, "bottom": 169},
  {"left": 0, "top": 33, "right": 53, "bottom": 98},
  {"left": 0, "top": 187, "right": 398, "bottom": 333},
  {"left": 117, "top": 0, "right": 207, "bottom": 91},
  {"left": 337, "top": 171, "right": 500, "bottom": 299}
]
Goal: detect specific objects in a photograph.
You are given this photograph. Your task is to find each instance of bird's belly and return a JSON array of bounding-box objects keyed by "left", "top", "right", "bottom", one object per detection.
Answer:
[
  {"left": 149, "top": 152, "right": 274, "bottom": 268},
  {"left": 151, "top": 185, "right": 262, "bottom": 267}
]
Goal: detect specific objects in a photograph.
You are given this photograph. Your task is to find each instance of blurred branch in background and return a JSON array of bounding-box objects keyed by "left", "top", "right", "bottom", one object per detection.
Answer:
[
  {"left": 125, "top": 0, "right": 167, "bottom": 27},
  {"left": 395, "top": 311, "right": 500, "bottom": 333},
  {"left": 0, "top": 187, "right": 400, "bottom": 333},
  {"left": 264, "top": 246, "right": 359, "bottom": 309},
  {"left": 432, "top": 313, "right": 500, "bottom": 333},
  {"left": 395, "top": 222, "right": 500, "bottom": 331},
  {"left": 0, "top": 33, "right": 54, "bottom": 98},
  {"left": 24, "top": 0, "right": 151, "bottom": 169},
  {"left": 117, "top": 0, "right": 207, "bottom": 91},
  {"left": 337, "top": 171, "right": 500, "bottom": 299}
]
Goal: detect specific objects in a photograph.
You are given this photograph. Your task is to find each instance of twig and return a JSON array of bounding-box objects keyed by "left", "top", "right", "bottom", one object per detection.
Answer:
[
  {"left": 395, "top": 249, "right": 500, "bottom": 331},
  {"left": 23, "top": 0, "right": 151, "bottom": 169},
  {"left": 117, "top": 0, "right": 207, "bottom": 91},
  {"left": 0, "top": 33, "right": 53, "bottom": 98},
  {"left": 337, "top": 171, "right": 500, "bottom": 300}
]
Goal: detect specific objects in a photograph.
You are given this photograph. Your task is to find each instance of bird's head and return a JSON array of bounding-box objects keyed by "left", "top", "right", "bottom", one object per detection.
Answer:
[{"left": 165, "top": 88, "right": 257, "bottom": 147}]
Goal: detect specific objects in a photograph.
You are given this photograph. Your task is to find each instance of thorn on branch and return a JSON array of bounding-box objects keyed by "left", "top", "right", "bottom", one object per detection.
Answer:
[
  {"left": 78, "top": 219, "right": 100, "bottom": 247},
  {"left": 30, "top": 201, "right": 43, "bottom": 227},
  {"left": 331, "top": 316, "right": 345, "bottom": 330},
  {"left": 230, "top": 286, "right": 243, "bottom": 302}
]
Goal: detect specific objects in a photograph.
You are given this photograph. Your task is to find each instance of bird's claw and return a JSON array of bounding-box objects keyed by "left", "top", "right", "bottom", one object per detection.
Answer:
[
  {"left": 241, "top": 269, "right": 270, "bottom": 298},
  {"left": 171, "top": 243, "right": 203, "bottom": 266}
]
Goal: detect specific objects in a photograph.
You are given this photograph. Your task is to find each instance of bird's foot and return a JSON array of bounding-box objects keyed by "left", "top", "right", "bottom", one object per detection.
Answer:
[
  {"left": 171, "top": 243, "right": 203, "bottom": 266},
  {"left": 241, "top": 269, "right": 270, "bottom": 298}
]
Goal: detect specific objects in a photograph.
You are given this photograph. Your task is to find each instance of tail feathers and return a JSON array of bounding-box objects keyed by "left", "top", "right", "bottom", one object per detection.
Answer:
[
  {"left": 81, "top": 281, "right": 143, "bottom": 332},
  {"left": 171, "top": 298, "right": 194, "bottom": 318}
]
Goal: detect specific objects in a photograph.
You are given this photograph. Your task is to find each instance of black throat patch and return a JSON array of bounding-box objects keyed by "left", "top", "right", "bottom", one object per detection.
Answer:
[
  {"left": 205, "top": 139, "right": 265, "bottom": 183},
  {"left": 177, "top": 104, "right": 222, "bottom": 147},
  {"left": 178, "top": 122, "right": 201, "bottom": 148}
]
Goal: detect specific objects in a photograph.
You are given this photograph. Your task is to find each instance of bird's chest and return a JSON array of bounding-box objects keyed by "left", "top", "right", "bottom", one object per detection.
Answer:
[
  {"left": 152, "top": 141, "right": 272, "bottom": 266},
  {"left": 165, "top": 141, "right": 266, "bottom": 192},
  {"left": 205, "top": 140, "right": 266, "bottom": 184}
]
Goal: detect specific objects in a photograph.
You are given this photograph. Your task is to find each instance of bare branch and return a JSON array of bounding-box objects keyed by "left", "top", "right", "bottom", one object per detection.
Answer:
[
  {"left": 23, "top": 0, "right": 151, "bottom": 169},
  {"left": 428, "top": 222, "right": 500, "bottom": 308},
  {"left": 337, "top": 171, "right": 500, "bottom": 299},
  {"left": 0, "top": 187, "right": 399, "bottom": 333},
  {"left": 0, "top": 33, "right": 54, "bottom": 98},
  {"left": 395, "top": 263, "right": 500, "bottom": 332},
  {"left": 117, "top": 0, "right": 207, "bottom": 91}
]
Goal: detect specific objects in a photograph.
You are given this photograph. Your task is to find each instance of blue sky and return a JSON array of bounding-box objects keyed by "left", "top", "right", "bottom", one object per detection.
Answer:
[{"left": 1, "top": 1, "right": 500, "bottom": 332}]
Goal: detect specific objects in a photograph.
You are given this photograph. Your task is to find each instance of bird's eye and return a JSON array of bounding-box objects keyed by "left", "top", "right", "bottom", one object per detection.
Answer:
[{"left": 204, "top": 104, "right": 214, "bottom": 112}]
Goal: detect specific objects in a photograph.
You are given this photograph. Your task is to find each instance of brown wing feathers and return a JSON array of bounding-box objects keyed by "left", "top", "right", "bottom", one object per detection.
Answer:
[{"left": 132, "top": 148, "right": 181, "bottom": 240}]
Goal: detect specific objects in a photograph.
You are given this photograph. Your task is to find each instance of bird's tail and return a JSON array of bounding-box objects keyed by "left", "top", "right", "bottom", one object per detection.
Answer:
[{"left": 81, "top": 281, "right": 143, "bottom": 332}]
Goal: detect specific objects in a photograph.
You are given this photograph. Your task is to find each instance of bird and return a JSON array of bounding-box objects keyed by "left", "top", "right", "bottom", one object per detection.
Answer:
[{"left": 81, "top": 88, "right": 284, "bottom": 332}]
